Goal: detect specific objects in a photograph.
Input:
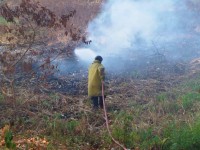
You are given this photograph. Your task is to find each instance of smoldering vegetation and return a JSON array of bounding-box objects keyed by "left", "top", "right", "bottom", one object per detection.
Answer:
[
  {"left": 47, "top": 0, "right": 200, "bottom": 94},
  {"left": 2, "top": 0, "right": 199, "bottom": 96}
]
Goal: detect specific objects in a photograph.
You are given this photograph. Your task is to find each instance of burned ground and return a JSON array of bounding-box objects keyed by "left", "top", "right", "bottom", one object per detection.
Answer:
[{"left": 0, "top": 54, "right": 200, "bottom": 149}]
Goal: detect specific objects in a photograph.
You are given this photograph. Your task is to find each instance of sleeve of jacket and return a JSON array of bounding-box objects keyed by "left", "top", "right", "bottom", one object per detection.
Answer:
[{"left": 98, "top": 65, "right": 105, "bottom": 81}]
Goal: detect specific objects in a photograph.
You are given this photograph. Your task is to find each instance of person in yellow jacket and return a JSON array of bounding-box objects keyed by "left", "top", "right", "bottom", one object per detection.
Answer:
[{"left": 88, "top": 56, "right": 105, "bottom": 109}]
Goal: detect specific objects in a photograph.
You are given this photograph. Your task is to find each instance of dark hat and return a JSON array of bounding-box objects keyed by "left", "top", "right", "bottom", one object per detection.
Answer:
[{"left": 95, "top": 56, "right": 103, "bottom": 62}]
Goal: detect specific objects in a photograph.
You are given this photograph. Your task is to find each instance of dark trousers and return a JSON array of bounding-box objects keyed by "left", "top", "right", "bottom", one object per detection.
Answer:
[{"left": 91, "top": 96, "right": 105, "bottom": 109}]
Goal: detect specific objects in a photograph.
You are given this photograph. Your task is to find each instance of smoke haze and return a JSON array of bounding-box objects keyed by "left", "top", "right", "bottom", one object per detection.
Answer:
[{"left": 79, "top": 0, "right": 200, "bottom": 61}]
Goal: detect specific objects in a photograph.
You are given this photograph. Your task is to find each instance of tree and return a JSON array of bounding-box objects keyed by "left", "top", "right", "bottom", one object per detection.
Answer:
[{"left": 0, "top": 0, "right": 87, "bottom": 102}]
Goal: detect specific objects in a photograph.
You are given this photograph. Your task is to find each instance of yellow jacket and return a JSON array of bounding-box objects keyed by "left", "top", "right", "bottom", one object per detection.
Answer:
[{"left": 88, "top": 60, "right": 105, "bottom": 97}]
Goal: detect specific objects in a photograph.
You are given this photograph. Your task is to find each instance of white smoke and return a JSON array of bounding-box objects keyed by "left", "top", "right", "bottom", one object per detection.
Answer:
[
  {"left": 74, "top": 48, "right": 97, "bottom": 63},
  {"left": 87, "top": 0, "right": 179, "bottom": 57},
  {"left": 74, "top": 0, "right": 199, "bottom": 69}
]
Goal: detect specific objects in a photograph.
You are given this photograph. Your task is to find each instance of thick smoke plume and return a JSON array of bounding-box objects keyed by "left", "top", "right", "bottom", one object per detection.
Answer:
[{"left": 75, "top": 0, "right": 200, "bottom": 63}]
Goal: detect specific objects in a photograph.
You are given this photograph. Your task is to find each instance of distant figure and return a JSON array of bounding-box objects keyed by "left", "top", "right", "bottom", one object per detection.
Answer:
[{"left": 88, "top": 56, "right": 105, "bottom": 109}]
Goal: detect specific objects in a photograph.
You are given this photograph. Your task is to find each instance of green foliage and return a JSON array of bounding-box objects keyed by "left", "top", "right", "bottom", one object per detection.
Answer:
[
  {"left": 5, "top": 130, "right": 16, "bottom": 149},
  {"left": 162, "top": 101, "right": 180, "bottom": 114},
  {"left": 191, "top": 82, "right": 200, "bottom": 92},
  {"left": 139, "top": 129, "right": 161, "bottom": 150},
  {"left": 66, "top": 120, "right": 79, "bottom": 134},
  {"left": 44, "top": 116, "right": 83, "bottom": 148},
  {"left": 157, "top": 93, "right": 167, "bottom": 101},
  {"left": 181, "top": 75, "right": 200, "bottom": 91},
  {"left": 101, "top": 132, "right": 112, "bottom": 146},
  {"left": 182, "top": 92, "right": 200, "bottom": 109},
  {"left": 162, "top": 120, "right": 200, "bottom": 150},
  {"left": 170, "top": 103, "right": 180, "bottom": 113},
  {"left": 0, "top": 16, "right": 7, "bottom": 24},
  {"left": 156, "top": 93, "right": 180, "bottom": 114},
  {"left": 112, "top": 112, "right": 163, "bottom": 149},
  {"left": 112, "top": 112, "right": 136, "bottom": 149}
]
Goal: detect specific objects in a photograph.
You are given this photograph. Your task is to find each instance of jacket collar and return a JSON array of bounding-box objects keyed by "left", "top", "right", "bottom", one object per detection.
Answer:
[{"left": 93, "top": 60, "right": 101, "bottom": 64}]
